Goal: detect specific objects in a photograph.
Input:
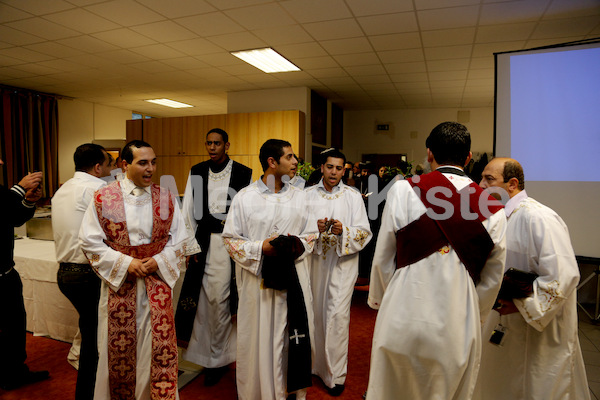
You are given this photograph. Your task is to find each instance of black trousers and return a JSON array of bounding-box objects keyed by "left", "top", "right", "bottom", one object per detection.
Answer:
[
  {"left": 0, "top": 268, "right": 30, "bottom": 384},
  {"left": 57, "top": 263, "right": 101, "bottom": 400}
]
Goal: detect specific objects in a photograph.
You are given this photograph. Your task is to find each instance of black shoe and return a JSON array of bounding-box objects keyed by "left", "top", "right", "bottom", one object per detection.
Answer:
[
  {"left": 0, "top": 370, "right": 49, "bottom": 391},
  {"left": 327, "top": 384, "right": 345, "bottom": 396},
  {"left": 203, "top": 366, "right": 228, "bottom": 386}
]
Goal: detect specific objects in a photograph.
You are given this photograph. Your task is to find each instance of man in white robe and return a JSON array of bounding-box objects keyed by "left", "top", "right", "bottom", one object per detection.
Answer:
[
  {"left": 366, "top": 122, "right": 507, "bottom": 400},
  {"left": 222, "top": 139, "right": 317, "bottom": 400},
  {"left": 304, "top": 148, "right": 371, "bottom": 396},
  {"left": 177, "top": 128, "right": 251, "bottom": 386},
  {"left": 474, "top": 157, "right": 589, "bottom": 400},
  {"left": 80, "top": 140, "right": 198, "bottom": 400}
]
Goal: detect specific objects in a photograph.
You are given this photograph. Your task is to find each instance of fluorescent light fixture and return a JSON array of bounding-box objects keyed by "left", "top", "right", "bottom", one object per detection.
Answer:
[
  {"left": 231, "top": 48, "right": 300, "bottom": 73},
  {"left": 144, "top": 98, "right": 194, "bottom": 108}
]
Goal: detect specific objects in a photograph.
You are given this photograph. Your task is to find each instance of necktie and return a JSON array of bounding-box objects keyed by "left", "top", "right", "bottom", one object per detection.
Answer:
[{"left": 131, "top": 187, "right": 146, "bottom": 197}]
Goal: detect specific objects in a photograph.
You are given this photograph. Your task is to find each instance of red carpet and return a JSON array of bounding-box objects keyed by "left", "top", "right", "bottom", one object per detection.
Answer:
[{"left": 0, "top": 290, "right": 377, "bottom": 399}]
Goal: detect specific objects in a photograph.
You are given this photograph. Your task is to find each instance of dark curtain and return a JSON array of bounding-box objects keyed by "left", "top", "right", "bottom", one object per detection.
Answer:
[{"left": 0, "top": 87, "right": 59, "bottom": 197}]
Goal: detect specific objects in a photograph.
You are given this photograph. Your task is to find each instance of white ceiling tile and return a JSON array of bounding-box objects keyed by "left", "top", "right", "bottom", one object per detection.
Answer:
[
  {"left": 426, "top": 58, "right": 470, "bottom": 71},
  {"left": 0, "top": 54, "right": 25, "bottom": 67},
  {"left": 472, "top": 41, "right": 526, "bottom": 57},
  {"left": 467, "top": 69, "right": 494, "bottom": 79},
  {"left": 176, "top": 12, "right": 245, "bottom": 37},
  {"left": 385, "top": 61, "right": 427, "bottom": 74},
  {"left": 303, "top": 19, "right": 363, "bottom": 41},
  {"left": 131, "top": 21, "right": 198, "bottom": 43},
  {"left": 369, "top": 32, "right": 422, "bottom": 52},
  {"left": 167, "top": 38, "right": 223, "bottom": 56},
  {"left": 129, "top": 60, "right": 174, "bottom": 74},
  {"left": 8, "top": 62, "right": 61, "bottom": 75},
  {"left": 225, "top": 3, "right": 296, "bottom": 30},
  {"left": 357, "top": 13, "right": 419, "bottom": 36},
  {"left": 469, "top": 56, "right": 494, "bottom": 69},
  {"left": 276, "top": 42, "right": 328, "bottom": 59},
  {"left": 35, "top": 59, "right": 87, "bottom": 73},
  {"left": 531, "top": 16, "right": 600, "bottom": 39},
  {"left": 57, "top": 35, "right": 120, "bottom": 53},
  {"left": 545, "top": 0, "right": 600, "bottom": 19},
  {"left": 43, "top": 9, "right": 120, "bottom": 34},
  {"left": 428, "top": 70, "right": 468, "bottom": 81},
  {"left": 417, "top": 5, "right": 480, "bottom": 30},
  {"left": 320, "top": 37, "right": 373, "bottom": 55},
  {"left": 390, "top": 72, "right": 428, "bottom": 82},
  {"left": 252, "top": 25, "right": 313, "bottom": 45},
  {"left": 129, "top": 44, "right": 187, "bottom": 60},
  {"left": 85, "top": 0, "right": 165, "bottom": 27},
  {"left": 480, "top": 1, "right": 550, "bottom": 25},
  {"left": 524, "top": 36, "right": 584, "bottom": 48},
  {"left": 219, "top": 63, "right": 265, "bottom": 75},
  {"left": 24, "top": 42, "right": 82, "bottom": 58},
  {"left": 345, "top": 0, "right": 413, "bottom": 17},
  {"left": 162, "top": 57, "right": 208, "bottom": 70},
  {"left": 279, "top": 0, "right": 352, "bottom": 23},
  {"left": 421, "top": 27, "right": 476, "bottom": 47},
  {"left": 0, "top": 3, "right": 33, "bottom": 23},
  {"left": 344, "top": 64, "right": 387, "bottom": 76},
  {"left": 0, "top": 25, "right": 45, "bottom": 45},
  {"left": 294, "top": 56, "right": 339, "bottom": 69},
  {"left": 208, "top": 31, "right": 266, "bottom": 51},
  {"left": 415, "top": 0, "right": 480, "bottom": 10},
  {"left": 430, "top": 80, "right": 465, "bottom": 88},
  {"left": 196, "top": 52, "right": 242, "bottom": 67},
  {"left": 378, "top": 48, "right": 425, "bottom": 63},
  {"left": 424, "top": 44, "right": 472, "bottom": 60},
  {"left": 136, "top": 0, "right": 216, "bottom": 19},
  {"left": 2, "top": 0, "right": 74, "bottom": 15},
  {"left": 334, "top": 52, "right": 380, "bottom": 67},
  {"left": 476, "top": 23, "right": 537, "bottom": 43},
  {"left": 205, "top": 0, "right": 272, "bottom": 11},
  {"left": 7, "top": 17, "right": 79, "bottom": 40},
  {"left": 309, "top": 68, "right": 349, "bottom": 79},
  {"left": 1, "top": 46, "right": 54, "bottom": 62},
  {"left": 98, "top": 49, "right": 151, "bottom": 64},
  {"left": 354, "top": 75, "right": 392, "bottom": 84},
  {"left": 92, "top": 28, "right": 158, "bottom": 48}
]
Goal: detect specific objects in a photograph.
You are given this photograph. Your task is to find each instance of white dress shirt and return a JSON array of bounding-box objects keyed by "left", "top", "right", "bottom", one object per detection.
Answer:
[{"left": 51, "top": 171, "right": 107, "bottom": 264}]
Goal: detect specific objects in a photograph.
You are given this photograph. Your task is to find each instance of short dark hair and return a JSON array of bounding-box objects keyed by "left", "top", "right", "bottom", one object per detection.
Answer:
[
  {"left": 206, "top": 128, "right": 229, "bottom": 143},
  {"left": 320, "top": 148, "right": 346, "bottom": 165},
  {"left": 425, "top": 121, "right": 471, "bottom": 167},
  {"left": 122, "top": 140, "right": 152, "bottom": 164},
  {"left": 503, "top": 160, "right": 525, "bottom": 190},
  {"left": 259, "top": 139, "right": 291, "bottom": 172},
  {"left": 74, "top": 143, "right": 107, "bottom": 172}
]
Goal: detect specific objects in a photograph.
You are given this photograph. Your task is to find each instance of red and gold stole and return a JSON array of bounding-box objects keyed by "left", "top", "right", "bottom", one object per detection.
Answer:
[
  {"left": 396, "top": 171, "right": 504, "bottom": 283},
  {"left": 94, "top": 182, "right": 178, "bottom": 400}
]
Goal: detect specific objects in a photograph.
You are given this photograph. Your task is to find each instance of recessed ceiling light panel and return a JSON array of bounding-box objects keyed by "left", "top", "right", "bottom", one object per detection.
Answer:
[
  {"left": 144, "top": 98, "right": 194, "bottom": 108},
  {"left": 231, "top": 48, "right": 300, "bottom": 73}
]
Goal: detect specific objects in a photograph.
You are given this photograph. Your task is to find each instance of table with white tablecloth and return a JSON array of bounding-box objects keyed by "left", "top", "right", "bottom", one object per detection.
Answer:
[{"left": 13, "top": 237, "right": 78, "bottom": 343}]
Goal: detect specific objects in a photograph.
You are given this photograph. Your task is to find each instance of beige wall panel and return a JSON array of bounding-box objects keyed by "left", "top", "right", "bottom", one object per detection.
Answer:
[
  {"left": 162, "top": 117, "right": 183, "bottom": 155},
  {"left": 182, "top": 116, "right": 206, "bottom": 156},
  {"left": 226, "top": 113, "right": 249, "bottom": 155},
  {"left": 143, "top": 118, "right": 163, "bottom": 155}
]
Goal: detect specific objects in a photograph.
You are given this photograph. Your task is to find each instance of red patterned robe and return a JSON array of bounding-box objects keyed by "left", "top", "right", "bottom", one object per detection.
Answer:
[{"left": 80, "top": 179, "right": 190, "bottom": 400}]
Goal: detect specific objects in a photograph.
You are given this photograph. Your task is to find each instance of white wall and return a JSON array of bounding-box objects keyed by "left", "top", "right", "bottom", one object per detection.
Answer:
[
  {"left": 57, "top": 99, "right": 130, "bottom": 184},
  {"left": 342, "top": 107, "right": 494, "bottom": 169}
]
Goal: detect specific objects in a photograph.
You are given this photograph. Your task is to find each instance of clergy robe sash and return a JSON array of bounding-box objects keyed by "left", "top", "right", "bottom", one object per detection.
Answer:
[
  {"left": 94, "top": 182, "right": 178, "bottom": 400},
  {"left": 396, "top": 171, "right": 503, "bottom": 283}
]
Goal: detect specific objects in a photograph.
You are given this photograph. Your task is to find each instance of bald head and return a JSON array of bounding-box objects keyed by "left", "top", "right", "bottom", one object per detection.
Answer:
[{"left": 480, "top": 157, "right": 525, "bottom": 199}]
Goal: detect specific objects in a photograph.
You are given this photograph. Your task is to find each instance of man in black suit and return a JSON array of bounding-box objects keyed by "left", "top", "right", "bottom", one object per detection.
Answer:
[{"left": 0, "top": 159, "right": 49, "bottom": 391}]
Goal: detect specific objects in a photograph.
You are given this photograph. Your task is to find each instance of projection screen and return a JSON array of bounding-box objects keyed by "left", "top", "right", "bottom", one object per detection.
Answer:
[{"left": 495, "top": 39, "right": 600, "bottom": 258}]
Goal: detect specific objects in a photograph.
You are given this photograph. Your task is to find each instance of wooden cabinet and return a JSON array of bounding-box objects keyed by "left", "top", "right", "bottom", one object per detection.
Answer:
[{"left": 126, "top": 110, "right": 305, "bottom": 193}]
